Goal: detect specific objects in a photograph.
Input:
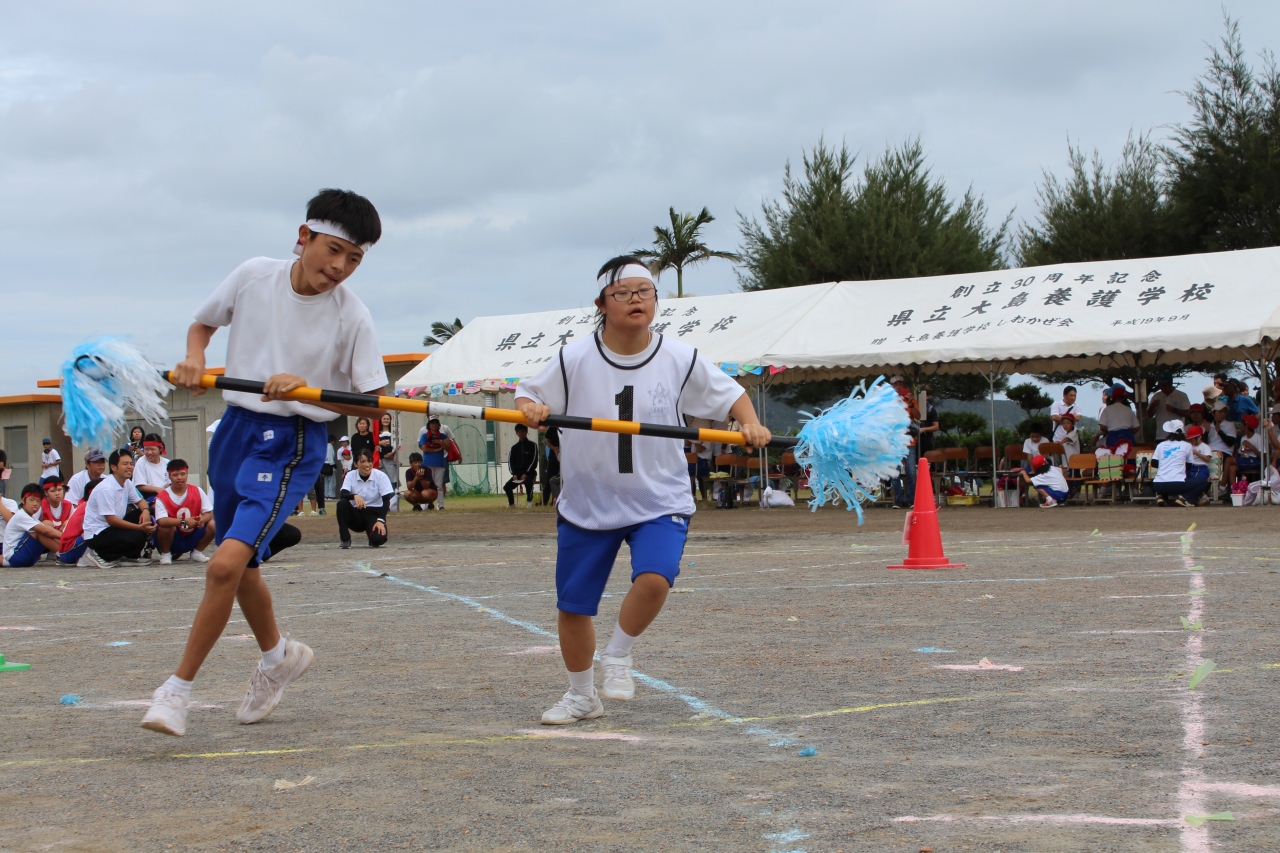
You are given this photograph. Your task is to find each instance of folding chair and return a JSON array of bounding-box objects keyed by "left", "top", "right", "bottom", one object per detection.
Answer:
[
  {"left": 1064, "top": 453, "right": 1097, "bottom": 505},
  {"left": 1087, "top": 455, "right": 1126, "bottom": 505},
  {"left": 1038, "top": 441, "right": 1066, "bottom": 466}
]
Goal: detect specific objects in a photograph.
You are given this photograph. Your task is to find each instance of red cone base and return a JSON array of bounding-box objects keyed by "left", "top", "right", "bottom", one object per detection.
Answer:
[{"left": 888, "top": 457, "right": 965, "bottom": 570}]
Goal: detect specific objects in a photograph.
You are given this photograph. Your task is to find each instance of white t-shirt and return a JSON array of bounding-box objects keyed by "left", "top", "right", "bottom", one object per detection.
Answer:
[
  {"left": 131, "top": 455, "right": 171, "bottom": 491},
  {"left": 194, "top": 257, "right": 388, "bottom": 422},
  {"left": 1050, "top": 400, "right": 1080, "bottom": 424},
  {"left": 1022, "top": 437, "right": 1049, "bottom": 458},
  {"left": 1154, "top": 440, "right": 1193, "bottom": 483},
  {"left": 41, "top": 448, "right": 61, "bottom": 479},
  {"left": 38, "top": 499, "right": 73, "bottom": 529},
  {"left": 1099, "top": 402, "right": 1139, "bottom": 432},
  {"left": 153, "top": 486, "right": 213, "bottom": 520},
  {"left": 1238, "top": 432, "right": 1266, "bottom": 458},
  {"left": 65, "top": 469, "right": 91, "bottom": 505},
  {"left": 1189, "top": 442, "right": 1213, "bottom": 467},
  {"left": 0, "top": 497, "right": 19, "bottom": 554},
  {"left": 1149, "top": 390, "right": 1192, "bottom": 439},
  {"left": 1207, "top": 420, "right": 1236, "bottom": 454},
  {"left": 1056, "top": 429, "right": 1081, "bottom": 458},
  {"left": 516, "top": 333, "right": 745, "bottom": 530},
  {"left": 1031, "top": 467, "right": 1068, "bottom": 493},
  {"left": 83, "top": 477, "right": 138, "bottom": 539},
  {"left": 341, "top": 469, "right": 395, "bottom": 508},
  {"left": 3, "top": 508, "right": 43, "bottom": 563}
]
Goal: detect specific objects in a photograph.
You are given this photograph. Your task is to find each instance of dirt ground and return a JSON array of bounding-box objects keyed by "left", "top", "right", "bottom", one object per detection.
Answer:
[{"left": 3, "top": 501, "right": 1280, "bottom": 852}]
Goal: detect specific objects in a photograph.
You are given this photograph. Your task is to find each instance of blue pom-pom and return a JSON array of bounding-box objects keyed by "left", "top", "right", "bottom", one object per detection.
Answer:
[
  {"left": 61, "top": 337, "right": 171, "bottom": 450},
  {"left": 794, "top": 378, "right": 912, "bottom": 523}
]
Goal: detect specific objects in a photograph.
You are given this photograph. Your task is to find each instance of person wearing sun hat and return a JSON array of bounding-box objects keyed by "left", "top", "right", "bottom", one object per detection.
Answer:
[{"left": 1152, "top": 419, "right": 1209, "bottom": 507}]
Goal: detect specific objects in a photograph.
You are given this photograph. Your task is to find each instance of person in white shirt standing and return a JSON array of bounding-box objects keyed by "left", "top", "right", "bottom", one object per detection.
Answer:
[
  {"left": 39, "top": 438, "right": 62, "bottom": 485},
  {"left": 1148, "top": 376, "right": 1192, "bottom": 441},
  {"left": 516, "top": 255, "right": 772, "bottom": 725},
  {"left": 1050, "top": 387, "right": 1080, "bottom": 432},
  {"left": 65, "top": 448, "right": 107, "bottom": 506},
  {"left": 338, "top": 450, "right": 394, "bottom": 549},
  {"left": 154, "top": 459, "right": 215, "bottom": 565},
  {"left": 81, "top": 449, "right": 155, "bottom": 568}
]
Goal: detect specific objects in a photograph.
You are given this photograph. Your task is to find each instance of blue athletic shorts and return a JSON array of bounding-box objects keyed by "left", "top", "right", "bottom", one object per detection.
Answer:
[
  {"left": 169, "top": 527, "right": 207, "bottom": 555},
  {"left": 208, "top": 406, "right": 327, "bottom": 564},
  {"left": 58, "top": 536, "right": 86, "bottom": 564},
  {"left": 555, "top": 514, "right": 689, "bottom": 616},
  {"left": 1041, "top": 487, "right": 1069, "bottom": 503},
  {"left": 6, "top": 533, "right": 49, "bottom": 568}
]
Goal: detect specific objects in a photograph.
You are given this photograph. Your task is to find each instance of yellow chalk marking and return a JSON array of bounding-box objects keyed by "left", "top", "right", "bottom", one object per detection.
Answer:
[{"left": 672, "top": 696, "right": 972, "bottom": 727}]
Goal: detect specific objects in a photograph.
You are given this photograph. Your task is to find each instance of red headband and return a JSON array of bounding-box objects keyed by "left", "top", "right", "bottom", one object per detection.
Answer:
[
  {"left": 143, "top": 440, "right": 164, "bottom": 448},
  {"left": 168, "top": 466, "right": 189, "bottom": 473},
  {"left": 42, "top": 481, "right": 61, "bottom": 489}
]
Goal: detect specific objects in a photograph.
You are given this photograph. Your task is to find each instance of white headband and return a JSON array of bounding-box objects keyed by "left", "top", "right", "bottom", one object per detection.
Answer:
[
  {"left": 597, "top": 263, "right": 654, "bottom": 288},
  {"left": 292, "top": 219, "right": 374, "bottom": 256}
]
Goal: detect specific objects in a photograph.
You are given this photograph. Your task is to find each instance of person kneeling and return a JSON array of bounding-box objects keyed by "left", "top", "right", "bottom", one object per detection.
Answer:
[
  {"left": 154, "top": 459, "right": 216, "bottom": 565},
  {"left": 1017, "top": 454, "right": 1068, "bottom": 508},
  {"left": 3, "top": 484, "right": 64, "bottom": 566},
  {"left": 338, "top": 450, "right": 393, "bottom": 549},
  {"left": 1152, "top": 422, "right": 1211, "bottom": 507}
]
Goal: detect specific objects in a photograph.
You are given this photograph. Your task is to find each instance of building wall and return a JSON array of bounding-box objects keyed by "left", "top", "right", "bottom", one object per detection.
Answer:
[{"left": 0, "top": 400, "right": 69, "bottom": 495}]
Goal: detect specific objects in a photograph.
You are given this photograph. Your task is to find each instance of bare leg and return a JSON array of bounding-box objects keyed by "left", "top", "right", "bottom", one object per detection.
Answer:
[
  {"left": 175, "top": 539, "right": 256, "bottom": 681},
  {"left": 156, "top": 526, "right": 175, "bottom": 554},
  {"left": 196, "top": 521, "right": 217, "bottom": 551},
  {"left": 558, "top": 611, "right": 596, "bottom": 672},
  {"left": 617, "top": 572, "right": 671, "bottom": 637},
  {"left": 33, "top": 529, "right": 62, "bottom": 551},
  {"left": 234, "top": 567, "right": 282, "bottom": 653}
]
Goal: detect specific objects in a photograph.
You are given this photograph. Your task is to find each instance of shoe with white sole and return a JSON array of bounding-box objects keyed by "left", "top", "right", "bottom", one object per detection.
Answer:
[
  {"left": 1039, "top": 498, "right": 1058, "bottom": 508},
  {"left": 140, "top": 686, "right": 190, "bottom": 736},
  {"left": 158, "top": 552, "right": 173, "bottom": 565},
  {"left": 601, "top": 654, "right": 635, "bottom": 701},
  {"left": 541, "top": 689, "right": 604, "bottom": 725},
  {"left": 189, "top": 549, "right": 209, "bottom": 563},
  {"left": 236, "top": 636, "right": 314, "bottom": 724},
  {"left": 80, "top": 548, "right": 117, "bottom": 568}
]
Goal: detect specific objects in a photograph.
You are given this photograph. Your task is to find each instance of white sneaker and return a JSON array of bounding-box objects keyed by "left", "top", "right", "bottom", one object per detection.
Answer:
[
  {"left": 540, "top": 689, "right": 604, "bottom": 725},
  {"left": 236, "top": 636, "right": 314, "bottom": 724},
  {"left": 81, "top": 549, "right": 117, "bottom": 568},
  {"left": 158, "top": 552, "right": 173, "bottom": 565},
  {"left": 309, "top": 511, "right": 318, "bottom": 516},
  {"left": 1040, "top": 498, "right": 1058, "bottom": 508},
  {"left": 601, "top": 654, "right": 635, "bottom": 701},
  {"left": 140, "top": 686, "right": 190, "bottom": 736},
  {"left": 189, "top": 549, "right": 209, "bottom": 563}
]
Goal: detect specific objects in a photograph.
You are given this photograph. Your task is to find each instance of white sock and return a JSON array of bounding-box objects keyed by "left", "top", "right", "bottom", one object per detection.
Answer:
[
  {"left": 261, "top": 637, "right": 287, "bottom": 668},
  {"left": 567, "top": 665, "right": 595, "bottom": 697},
  {"left": 162, "top": 675, "right": 193, "bottom": 697},
  {"left": 601, "top": 624, "right": 638, "bottom": 659}
]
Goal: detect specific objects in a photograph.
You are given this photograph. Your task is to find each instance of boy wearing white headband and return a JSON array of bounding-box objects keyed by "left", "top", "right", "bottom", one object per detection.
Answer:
[
  {"left": 142, "top": 189, "right": 388, "bottom": 737},
  {"left": 516, "top": 255, "right": 772, "bottom": 724}
]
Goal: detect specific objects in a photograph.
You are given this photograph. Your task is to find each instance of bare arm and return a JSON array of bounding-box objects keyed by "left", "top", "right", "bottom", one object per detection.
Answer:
[
  {"left": 172, "top": 322, "right": 218, "bottom": 395},
  {"left": 727, "top": 393, "right": 771, "bottom": 449}
]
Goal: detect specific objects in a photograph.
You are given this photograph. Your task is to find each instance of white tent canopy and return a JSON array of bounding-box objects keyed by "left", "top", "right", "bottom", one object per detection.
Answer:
[{"left": 397, "top": 246, "right": 1280, "bottom": 394}]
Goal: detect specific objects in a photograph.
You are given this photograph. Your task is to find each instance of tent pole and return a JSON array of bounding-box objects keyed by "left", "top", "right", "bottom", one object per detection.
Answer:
[
  {"left": 1260, "top": 342, "right": 1271, "bottom": 505},
  {"left": 757, "top": 373, "right": 766, "bottom": 508},
  {"left": 989, "top": 361, "right": 998, "bottom": 508}
]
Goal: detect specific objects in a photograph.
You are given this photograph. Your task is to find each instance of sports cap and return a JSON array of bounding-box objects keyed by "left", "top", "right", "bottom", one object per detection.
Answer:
[
  {"left": 1189, "top": 403, "right": 1204, "bottom": 412},
  {"left": 85, "top": 449, "right": 106, "bottom": 462},
  {"left": 1163, "top": 419, "right": 1184, "bottom": 435},
  {"left": 379, "top": 431, "right": 392, "bottom": 439},
  {"left": 339, "top": 435, "right": 350, "bottom": 442},
  {"left": 1110, "top": 384, "right": 1128, "bottom": 397},
  {"left": 1031, "top": 454, "right": 1047, "bottom": 468},
  {"left": 1060, "top": 412, "right": 1076, "bottom": 422},
  {"left": 41, "top": 438, "right": 51, "bottom": 445},
  {"left": 1243, "top": 414, "right": 1260, "bottom": 429},
  {"left": 1186, "top": 425, "right": 1205, "bottom": 439}
]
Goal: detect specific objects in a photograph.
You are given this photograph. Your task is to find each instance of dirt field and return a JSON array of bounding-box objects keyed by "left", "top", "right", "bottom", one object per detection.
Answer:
[{"left": 3, "top": 501, "right": 1280, "bottom": 852}]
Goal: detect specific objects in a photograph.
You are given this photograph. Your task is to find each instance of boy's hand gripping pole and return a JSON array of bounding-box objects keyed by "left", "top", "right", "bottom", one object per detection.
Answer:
[{"left": 166, "top": 372, "right": 799, "bottom": 450}]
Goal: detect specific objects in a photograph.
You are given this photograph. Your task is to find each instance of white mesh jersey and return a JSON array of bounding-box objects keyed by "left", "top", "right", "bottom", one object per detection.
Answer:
[{"left": 517, "top": 333, "right": 744, "bottom": 530}]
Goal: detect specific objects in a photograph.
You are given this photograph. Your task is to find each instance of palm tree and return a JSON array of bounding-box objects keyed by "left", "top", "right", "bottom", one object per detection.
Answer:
[
  {"left": 633, "top": 207, "right": 741, "bottom": 298},
  {"left": 423, "top": 318, "right": 463, "bottom": 348}
]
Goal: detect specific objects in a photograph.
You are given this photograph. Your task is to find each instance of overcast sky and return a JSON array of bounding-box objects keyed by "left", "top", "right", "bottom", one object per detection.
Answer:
[{"left": 4, "top": 1, "right": 1278, "bottom": 407}]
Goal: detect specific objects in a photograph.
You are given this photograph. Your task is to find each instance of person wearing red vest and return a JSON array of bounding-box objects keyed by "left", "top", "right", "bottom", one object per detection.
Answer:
[
  {"left": 38, "top": 476, "right": 74, "bottom": 534},
  {"left": 56, "top": 478, "right": 101, "bottom": 565},
  {"left": 154, "top": 459, "right": 215, "bottom": 566}
]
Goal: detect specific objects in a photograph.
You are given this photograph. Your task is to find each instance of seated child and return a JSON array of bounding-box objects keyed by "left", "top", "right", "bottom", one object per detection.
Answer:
[
  {"left": 1017, "top": 454, "right": 1068, "bottom": 508},
  {"left": 1022, "top": 425, "right": 1049, "bottom": 470},
  {"left": 3, "top": 484, "right": 64, "bottom": 566}
]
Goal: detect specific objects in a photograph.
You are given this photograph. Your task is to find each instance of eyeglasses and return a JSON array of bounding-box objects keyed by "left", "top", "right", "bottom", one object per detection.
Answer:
[{"left": 606, "top": 286, "right": 657, "bottom": 303}]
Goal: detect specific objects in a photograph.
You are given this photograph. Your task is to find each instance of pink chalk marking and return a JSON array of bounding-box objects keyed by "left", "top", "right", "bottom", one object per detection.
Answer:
[
  {"left": 1178, "top": 533, "right": 1212, "bottom": 853},
  {"left": 517, "top": 728, "right": 646, "bottom": 743},
  {"left": 0, "top": 627, "right": 41, "bottom": 631},
  {"left": 935, "top": 658, "right": 1023, "bottom": 672},
  {"left": 507, "top": 645, "right": 560, "bottom": 655},
  {"left": 1073, "top": 630, "right": 1183, "bottom": 634},
  {"left": 894, "top": 814, "right": 1180, "bottom": 827},
  {"left": 101, "top": 699, "right": 223, "bottom": 710}
]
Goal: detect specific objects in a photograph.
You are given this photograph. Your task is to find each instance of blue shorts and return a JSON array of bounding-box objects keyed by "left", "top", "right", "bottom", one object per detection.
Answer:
[
  {"left": 209, "top": 406, "right": 327, "bottom": 564},
  {"left": 555, "top": 515, "right": 689, "bottom": 616},
  {"left": 169, "top": 527, "right": 208, "bottom": 556},
  {"left": 1040, "top": 487, "right": 1069, "bottom": 503},
  {"left": 688, "top": 458, "right": 709, "bottom": 478},
  {"left": 6, "top": 533, "right": 49, "bottom": 568},
  {"left": 58, "top": 536, "right": 87, "bottom": 564}
]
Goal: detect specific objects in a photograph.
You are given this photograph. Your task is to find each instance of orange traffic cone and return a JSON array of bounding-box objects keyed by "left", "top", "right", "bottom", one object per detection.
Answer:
[{"left": 888, "top": 457, "right": 965, "bottom": 570}]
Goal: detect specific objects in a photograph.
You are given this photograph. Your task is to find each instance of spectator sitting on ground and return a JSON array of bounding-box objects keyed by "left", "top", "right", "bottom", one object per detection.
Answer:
[
  {"left": 1186, "top": 425, "right": 1213, "bottom": 485},
  {"left": 1022, "top": 423, "right": 1050, "bottom": 468},
  {"left": 1051, "top": 386, "right": 1080, "bottom": 430},
  {"left": 37, "top": 477, "right": 73, "bottom": 536},
  {"left": 65, "top": 448, "right": 106, "bottom": 505},
  {"left": 39, "top": 438, "right": 61, "bottom": 484},
  {"left": 130, "top": 433, "right": 170, "bottom": 504},
  {"left": 80, "top": 449, "right": 155, "bottom": 568},
  {"left": 1152, "top": 421, "right": 1210, "bottom": 507},
  {"left": 503, "top": 424, "right": 539, "bottom": 508},
  {"left": 1149, "top": 375, "right": 1192, "bottom": 441},
  {"left": 1097, "top": 385, "right": 1139, "bottom": 458},
  {"left": 2, "top": 484, "right": 64, "bottom": 566},
  {"left": 1054, "top": 413, "right": 1081, "bottom": 458},
  {"left": 56, "top": 478, "right": 102, "bottom": 566},
  {"left": 1017, "top": 454, "right": 1068, "bottom": 508},
  {"left": 401, "top": 453, "right": 438, "bottom": 511},
  {"left": 1243, "top": 456, "right": 1280, "bottom": 505},
  {"left": 338, "top": 450, "right": 394, "bottom": 549},
  {"left": 153, "top": 459, "right": 214, "bottom": 565}
]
